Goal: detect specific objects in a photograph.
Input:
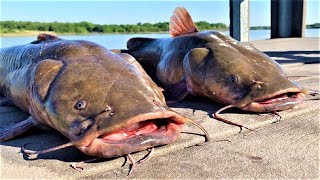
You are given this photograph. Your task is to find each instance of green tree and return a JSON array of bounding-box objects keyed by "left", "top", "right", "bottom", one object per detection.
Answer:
[{"left": 0, "top": 20, "right": 229, "bottom": 34}]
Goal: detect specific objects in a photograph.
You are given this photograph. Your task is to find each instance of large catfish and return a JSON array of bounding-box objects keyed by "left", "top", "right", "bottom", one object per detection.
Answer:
[
  {"left": 0, "top": 34, "right": 208, "bottom": 174},
  {"left": 122, "top": 7, "right": 315, "bottom": 130}
]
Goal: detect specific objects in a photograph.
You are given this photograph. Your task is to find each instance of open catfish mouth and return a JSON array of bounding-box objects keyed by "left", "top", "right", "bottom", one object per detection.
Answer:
[
  {"left": 242, "top": 89, "right": 306, "bottom": 112},
  {"left": 78, "top": 110, "right": 185, "bottom": 158}
]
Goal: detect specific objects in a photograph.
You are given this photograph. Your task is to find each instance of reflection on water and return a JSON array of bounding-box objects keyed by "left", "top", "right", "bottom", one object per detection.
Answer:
[{"left": 1, "top": 29, "right": 319, "bottom": 49}]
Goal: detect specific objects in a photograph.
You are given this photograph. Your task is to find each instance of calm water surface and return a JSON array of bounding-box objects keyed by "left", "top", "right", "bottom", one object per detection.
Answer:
[{"left": 1, "top": 29, "right": 319, "bottom": 49}]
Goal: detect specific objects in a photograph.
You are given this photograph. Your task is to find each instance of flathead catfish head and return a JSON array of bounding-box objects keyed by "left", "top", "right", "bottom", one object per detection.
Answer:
[
  {"left": 184, "top": 31, "right": 308, "bottom": 112},
  {"left": 28, "top": 40, "right": 188, "bottom": 158}
]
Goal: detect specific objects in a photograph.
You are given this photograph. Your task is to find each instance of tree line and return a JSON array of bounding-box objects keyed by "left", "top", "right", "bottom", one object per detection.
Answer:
[
  {"left": 306, "top": 23, "right": 320, "bottom": 29},
  {"left": 0, "top": 21, "right": 228, "bottom": 34},
  {"left": 251, "top": 23, "right": 320, "bottom": 30}
]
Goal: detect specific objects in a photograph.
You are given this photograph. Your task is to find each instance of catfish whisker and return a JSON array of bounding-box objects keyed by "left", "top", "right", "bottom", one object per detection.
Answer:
[
  {"left": 213, "top": 105, "right": 253, "bottom": 133},
  {"left": 253, "top": 80, "right": 269, "bottom": 87},
  {"left": 307, "top": 89, "right": 320, "bottom": 96},
  {"left": 22, "top": 142, "right": 73, "bottom": 159},
  {"left": 126, "top": 154, "right": 136, "bottom": 176},
  {"left": 271, "top": 111, "right": 283, "bottom": 123},
  {"left": 70, "top": 157, "right": 100, "bottom": 172},
  {"left": 138, "top": 147, "right": 155, "bottom": 164},
  {"left": 184, "top": 117, "right": 210, "bottom": 143},
  {"left": 125, "top": 147, "right": 155, "bottom": 176}
]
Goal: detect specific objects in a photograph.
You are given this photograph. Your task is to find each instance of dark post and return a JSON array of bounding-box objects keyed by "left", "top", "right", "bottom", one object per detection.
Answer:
[
  {"left": 229, "top": 0, "right": 250, "bottom": 42},
  {"left": 271, "top": 0, "right": 306, "bottom": 38}
]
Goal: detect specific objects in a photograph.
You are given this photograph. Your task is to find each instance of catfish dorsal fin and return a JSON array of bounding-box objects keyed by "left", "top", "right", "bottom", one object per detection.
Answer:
[
  {"left": 127, "top": 37, "right": 156, "bottom": 50},
  {"left": 169, "top": 7, "right": 199, "bottom": 37}
]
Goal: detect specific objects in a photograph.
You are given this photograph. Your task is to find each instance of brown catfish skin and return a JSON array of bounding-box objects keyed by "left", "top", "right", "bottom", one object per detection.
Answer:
[
  {"left": 125, "top": 31, "right": 308, "bottom": 112},
  {"left": 0, "top": 34, "right": 189, "bottom": 158}
]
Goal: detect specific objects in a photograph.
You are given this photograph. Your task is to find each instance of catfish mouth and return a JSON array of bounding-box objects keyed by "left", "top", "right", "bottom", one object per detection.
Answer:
[
  {"left": 242, "top": 89, "right": 305, "bottom": 112},
  {"left": 78, "top": 111, "right": 185, "bottom": 158},
  {"left": 99, "top": 119, "right": 178, "bottom": 143}
]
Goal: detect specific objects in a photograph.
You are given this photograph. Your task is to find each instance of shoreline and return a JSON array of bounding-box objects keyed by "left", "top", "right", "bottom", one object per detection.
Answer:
[
  {"left": 1, "top": 30, "right": 229, "bottom": 37},
  {"left": 0, "top": 31, "right": 169, "bottom": 37},
  {"left": 1, "top": 28, "right": 317, "bottom": 38},
  {"left": 0, "top": 31, "right": 171, "bottom": 37},
  {"left": 1, "top": 31, "right": 57, "bottom": 37}
]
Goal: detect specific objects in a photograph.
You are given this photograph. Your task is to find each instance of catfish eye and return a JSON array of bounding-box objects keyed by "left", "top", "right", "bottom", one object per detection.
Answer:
[
  {"left": 75, "top": 100, "right": 87, "bottom": 110},
  {"left": 229, "top": 75, "right": 239, "bottom": 84}
]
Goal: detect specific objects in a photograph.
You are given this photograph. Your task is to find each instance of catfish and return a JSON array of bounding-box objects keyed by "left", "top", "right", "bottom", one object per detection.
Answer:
[
  {"left": 121, "top": 7, "right": 317, "bottom": 130},
  {"left": 0, "top": 34, "right": 209, "bottom": 174}
]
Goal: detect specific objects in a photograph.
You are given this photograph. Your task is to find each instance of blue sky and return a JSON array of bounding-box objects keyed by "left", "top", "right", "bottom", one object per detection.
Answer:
[{"left": 1, "top": 0, "right": 319, "bottom": 26}]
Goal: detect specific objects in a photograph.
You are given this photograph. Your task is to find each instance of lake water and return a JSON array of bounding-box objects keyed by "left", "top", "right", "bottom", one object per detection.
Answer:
[{"left": 1, "top": 29, "right": 319, "bottom": 49}]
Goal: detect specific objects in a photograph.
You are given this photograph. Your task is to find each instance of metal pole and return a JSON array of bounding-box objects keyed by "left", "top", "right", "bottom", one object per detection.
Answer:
[
  {"left": 271, "top": 0, "right": 306, "bottom": 38},
  {"left": 229, "top": 0, "right": 250, "bottom": 42}
]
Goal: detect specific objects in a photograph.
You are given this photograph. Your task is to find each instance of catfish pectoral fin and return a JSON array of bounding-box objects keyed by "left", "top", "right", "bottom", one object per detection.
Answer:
[
  {"left": 164, "top": 80, "right": 189, "bottom": 104},
  {"left": 0, "top": 116, "right": 36, "bottom": 142}
]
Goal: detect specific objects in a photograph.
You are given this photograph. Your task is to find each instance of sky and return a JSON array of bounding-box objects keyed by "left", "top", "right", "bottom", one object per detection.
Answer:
[{"left": 0, "top": 0, "right": 319, "bottom": 26}]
